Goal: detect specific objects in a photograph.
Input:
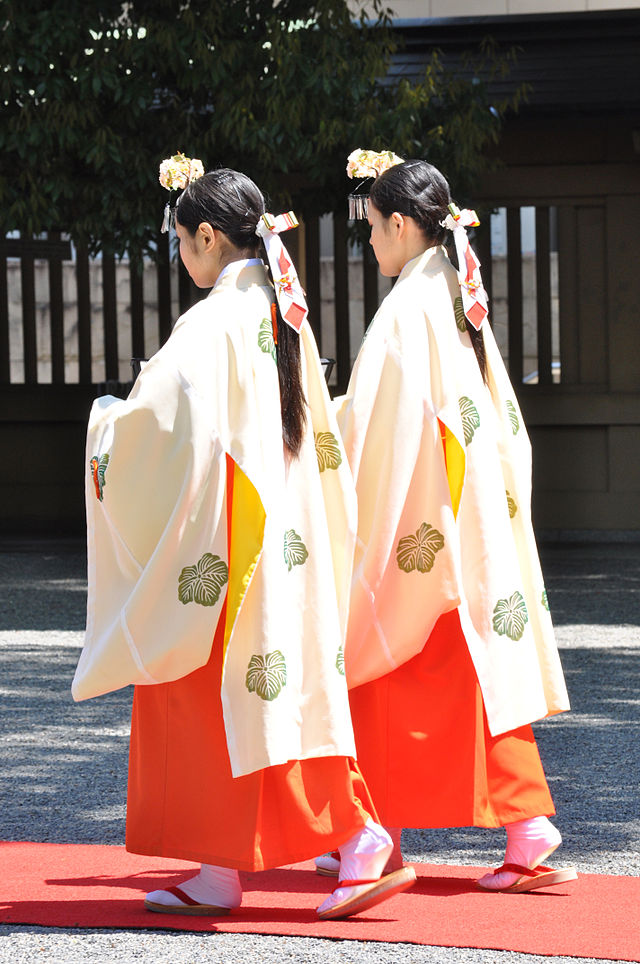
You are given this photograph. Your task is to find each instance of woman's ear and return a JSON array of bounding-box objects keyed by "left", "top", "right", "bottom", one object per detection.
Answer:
[
  {"left": 197, "top": 221, "right": 218, "bottom": 252},
  {"left": 390, "top": 211, "right": 405, "bottom": 236}
]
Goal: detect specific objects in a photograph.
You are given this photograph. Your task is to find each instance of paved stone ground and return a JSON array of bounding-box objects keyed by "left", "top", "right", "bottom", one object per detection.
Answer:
[{"left": 0, "top": 539, "right": 638, "bottom": 963}]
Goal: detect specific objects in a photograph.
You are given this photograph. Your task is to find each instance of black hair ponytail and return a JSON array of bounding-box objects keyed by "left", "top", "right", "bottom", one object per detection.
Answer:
[{"left": 176, "top": 169, "right": 307, "bottom": 456}]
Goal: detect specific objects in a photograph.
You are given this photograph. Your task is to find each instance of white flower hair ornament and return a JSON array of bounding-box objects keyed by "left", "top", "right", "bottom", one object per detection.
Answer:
[
  {"left": 441, "top": 203, "right": 488, "bottom": 331},
  {"left": 255, "top": 212, "right": 308, "bottom": 333},
  {"left": 159, "top": 152, "right": 205, "bottom": 233},
  {"left": 346, "top": 148, "right": 404, "bottom": 220}
]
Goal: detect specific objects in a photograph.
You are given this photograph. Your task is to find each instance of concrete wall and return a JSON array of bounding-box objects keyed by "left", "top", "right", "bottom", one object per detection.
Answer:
[{"left": 379, "top": 0, "right": 640, "bottom": 17}]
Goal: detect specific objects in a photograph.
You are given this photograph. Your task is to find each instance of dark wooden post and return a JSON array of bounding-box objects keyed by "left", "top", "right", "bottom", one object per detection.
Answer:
[
  {"left": 333, "top": 213, "right": 350, "bottom": 394},
  {"left": 20, "top": 239, "right": 37, "bottom": 384},
  {"left": 0, "top": 246, "right": 9, "bottom": 384},
  {"left": 156, "top": 233, "right": 173, "bottom": 347},
  {"left": 76, "top": 242, "right": 92, "bottom": 384},
  {"left": 48, "top": 231, "right": 66, "bottom": 384},
  {"left": 304, "top": 215, "right": 321, "bottom": 350},
  {"left": 102, "top": 253, "right": 119, "bottom": 380},
  {"left": 535, "top": 207, "right": 553, "bottom": 385},
  {"left": 129, "top": 254, "right": 145, "bottom": 361},
  {"left": 506, "top": 207, "right": 523, "bottom": 386}
]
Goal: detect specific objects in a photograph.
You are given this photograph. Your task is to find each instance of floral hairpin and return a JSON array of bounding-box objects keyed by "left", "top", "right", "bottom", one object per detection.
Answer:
[
  {"left": 159, "top": 152, "right": 205, "bottom": 233},
  {"left": 346, "top": 148, "right": 404, "bottom": 220}
]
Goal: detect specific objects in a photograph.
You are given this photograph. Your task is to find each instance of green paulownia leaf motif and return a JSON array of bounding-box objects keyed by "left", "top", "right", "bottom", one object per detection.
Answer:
[
  {"left": 283, "top": 529, "right": 309, "bottom": 571},
  {"left": 506, "top": 490, "right": 518, "bottom": 518},
  {"left": 336, "top": 644, "right": 345, "bottom": 676},
  {"left": 315, "top": 431, "right": 343, "bottom": 472},
  {"left": 246, "top": 650, "right": 287, "bottom": 701},
  {"left": 506, "top": 400, "right": 520, "bottom": 435},
  {"left": 178, "top": 552, "right": 229, "bottom": 607},
  {"left": 541, "top": 589, "right": 550, "bottom": 612},
  {"left": 90, "top": 453, "right": 110, "bottom": 502},
  {"left": 396, "top": 522, "right": 445, "bottom": 574},
  {"left": 492, "top": 591, "right": 529, "bottom": 641},
  {"left": 459, "top": 396, "right": 480, "bottom": 445},
  {"left": 258, "top": 317, "right": 276, "bottom": 362},
  {"left": 454, "top": 295, "right": 467, "bottom": 332}
]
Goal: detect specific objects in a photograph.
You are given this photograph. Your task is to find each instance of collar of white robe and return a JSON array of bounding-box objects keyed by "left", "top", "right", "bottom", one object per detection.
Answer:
[
  {"left": 255, "top": 212, "right": 308, "bottom": 333},
  {"left": 441, "top": 203, "right": 489, "bottom": 332}
]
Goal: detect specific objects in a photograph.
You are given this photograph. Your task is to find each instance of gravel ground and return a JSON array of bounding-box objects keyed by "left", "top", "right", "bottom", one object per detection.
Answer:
[{"left": 0, "top": 539, "right": 638, "bottom": 963}]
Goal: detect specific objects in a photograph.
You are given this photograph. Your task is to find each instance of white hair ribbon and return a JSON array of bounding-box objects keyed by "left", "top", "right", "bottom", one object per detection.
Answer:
[
  {"left": 255, "top": 212, "right": 308, "bottom": 333},
  {"left": 441, "top": 203, "right": 489, "bottom": 331}
]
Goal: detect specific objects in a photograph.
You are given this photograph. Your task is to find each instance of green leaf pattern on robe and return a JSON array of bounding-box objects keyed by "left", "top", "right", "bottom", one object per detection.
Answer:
[
  {"left": 506, "top": 490, "right": 518, "bottom": 518},
  {"left": 90, "top": 453, "right": 110, "bottom": 502},
  {"left": 506, "top": 400, "right": 520, "bottom": 435},
  {"left": 258, "top": 317, "right": 277, "bottom": 362},
  {"left": 315, "top": 431, "right": 343, "bottom": 472},
  {"left": 246, "top": 651, "right": 287, "bottom": 701},
  {"left": 459, "top": 396, "right": 480, "bottom": 445},
  {"left": 396, "top": 522, "right": 445, "bottom": 574},
  {"left": 492, "top": 591, "right": 529, "bottom": 641},
  {"left": 336, "top": 644, "right": 345, "bottom": 676},
  {"left": 454, "top": 295, "right": 467, "bottom": 332},
  {"left": 542, "top": 589, "right": 550, "bottom": 611},
  {"left": 283, "top": 529, "right": 309, "bottom": 571},
  {"left": 178, "top": 552, "right": 229, "bottom": 606}
]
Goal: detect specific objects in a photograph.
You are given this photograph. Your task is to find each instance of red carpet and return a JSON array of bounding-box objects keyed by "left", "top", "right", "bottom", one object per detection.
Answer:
[{"left": 1, "top": 841, "right": 639, "bottom": 960}]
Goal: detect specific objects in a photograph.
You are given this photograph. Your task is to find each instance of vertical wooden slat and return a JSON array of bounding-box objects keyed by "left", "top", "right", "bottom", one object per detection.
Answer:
[
  {"left": 102, "top": 253, "right": 119, "bottom": 380},
  {"left": 557, "top": 205, "right": 579, "bottom": 386},
  {"left": 363, "top": 244, "right": 379, "bottom": 328},
  {"left": 576, "top": 205, "right": 607, "bottom": 386},
  {"left": 0, "top": 249, "right": 9, "bottom": 383},
  {"left": 48, "top": 231, "right": 65, "bottom": 384},
  {"left": 506, "top": 207, "right": 523, "bottom": 386},
  {"left": 606, "top": 195, "right": 640, "bottom": 393},
  {"left": 304, "top": 215, "right": 321, "bottom": 349},
  {"left": 21, "top": 243, "right": 37, "bottom": 384},
  {"left": 178, "top": 261, "right": 192, "bottom": 315},
  {"left": 76, "top": 243, "right": 92, "bottom": 384},
  {"left": 333, "top": 214, "right": 350, "bottom": 394},
  {"left": 535, "top": 207, "right": 553, "bottom": 385},
  {"left": 129, "top": 255, "right": 145, "bottom": 360},
  {"left": 156, "top": 233, "right": 172, "bottom": 346}
]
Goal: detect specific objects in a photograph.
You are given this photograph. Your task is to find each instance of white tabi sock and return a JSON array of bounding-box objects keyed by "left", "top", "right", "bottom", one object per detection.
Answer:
[
  {"left": 477, "top": 815, "right": 562, "bottom": 890},
  {"left": 146, "top": 863, "right": 242, "bottom": 909},
  {"left": 316, "top": 819, "right": 392, "bottom": 915}
]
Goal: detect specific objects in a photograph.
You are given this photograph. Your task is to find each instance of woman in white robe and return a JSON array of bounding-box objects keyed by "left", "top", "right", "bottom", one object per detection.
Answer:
[
  {"left": 72, "top": 167, "right": 415, "bottom": 919},
  {"left": 322, "top": 159, "right": 574, "bottom": 894}
]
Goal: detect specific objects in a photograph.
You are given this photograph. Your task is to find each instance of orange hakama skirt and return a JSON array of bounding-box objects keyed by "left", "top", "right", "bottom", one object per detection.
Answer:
[
  {"left": 125, "top": 596, "right": 376, "bottom": 872},
  {"left": 348, "top": 608, "right": 555, "bottom": 829}
]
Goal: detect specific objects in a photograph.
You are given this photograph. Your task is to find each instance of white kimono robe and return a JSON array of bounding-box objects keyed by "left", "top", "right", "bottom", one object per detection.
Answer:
[
  {"left": 73, "top": 260, "right": 357, "bottom": 778},
  {"left": 336, "top": 246, "right": 570, "bottom": 737}
]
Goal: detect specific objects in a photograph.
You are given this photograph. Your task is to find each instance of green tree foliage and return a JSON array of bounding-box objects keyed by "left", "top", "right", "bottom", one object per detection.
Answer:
[{"left": 0, "top": 0, "right": 516, "bottom": 255}]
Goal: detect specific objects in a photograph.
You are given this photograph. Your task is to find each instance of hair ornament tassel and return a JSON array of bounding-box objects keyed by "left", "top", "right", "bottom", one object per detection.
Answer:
[
  {"left": 255, "top": 212, "right": 308, "bottom": 333},
  {"left": 346, "top": 148, "right": 404, "bottom": 220},
  {"left": 441, "top": 203, "right": 489, "bottom": 331},
  {"left": 158, "top": 152, "right": 205, "bottom": 233}
]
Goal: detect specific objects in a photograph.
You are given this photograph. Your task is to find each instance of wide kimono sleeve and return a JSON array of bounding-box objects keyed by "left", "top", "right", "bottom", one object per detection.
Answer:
[
  {"left": 73, "top": 352, "right": 231, "bottom": 701},
  {"left": 334, "top": 285, "right": 464, "bottom": 690}
]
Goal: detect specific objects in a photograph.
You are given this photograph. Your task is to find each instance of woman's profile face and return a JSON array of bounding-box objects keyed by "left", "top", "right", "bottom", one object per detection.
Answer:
[{"left": 367, "top": 203, "right": 405, "bottom": 278}]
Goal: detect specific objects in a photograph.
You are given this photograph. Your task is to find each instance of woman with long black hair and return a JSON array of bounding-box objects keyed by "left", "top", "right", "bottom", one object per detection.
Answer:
[
  {"left": 73, "top": 165, "right": 415, "bottom": 919},
  {"left": 321, "top": 156, "right": 575, "bottom": 894}
]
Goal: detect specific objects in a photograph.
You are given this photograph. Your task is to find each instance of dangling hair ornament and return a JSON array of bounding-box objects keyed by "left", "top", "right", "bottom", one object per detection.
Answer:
[
  {"left": 158, "top": 152, "right": 205, "bottom": 233},
  {"left": 441, "top": 203, "right": 489, "bottom": 331},
  {"left": 346, "top": 148, "right": 404, "bottom": 220},
  {"left": 255, "top": 212, "right": 308, "bottom": 333}
]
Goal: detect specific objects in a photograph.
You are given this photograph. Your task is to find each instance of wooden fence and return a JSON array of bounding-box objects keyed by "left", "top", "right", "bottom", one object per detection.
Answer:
[
  {"left": 1, "top": 191, "right": 638, "bottom": 535},
  {"left": 0, "top": 217, "right": 383, "bottom": 397}
]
